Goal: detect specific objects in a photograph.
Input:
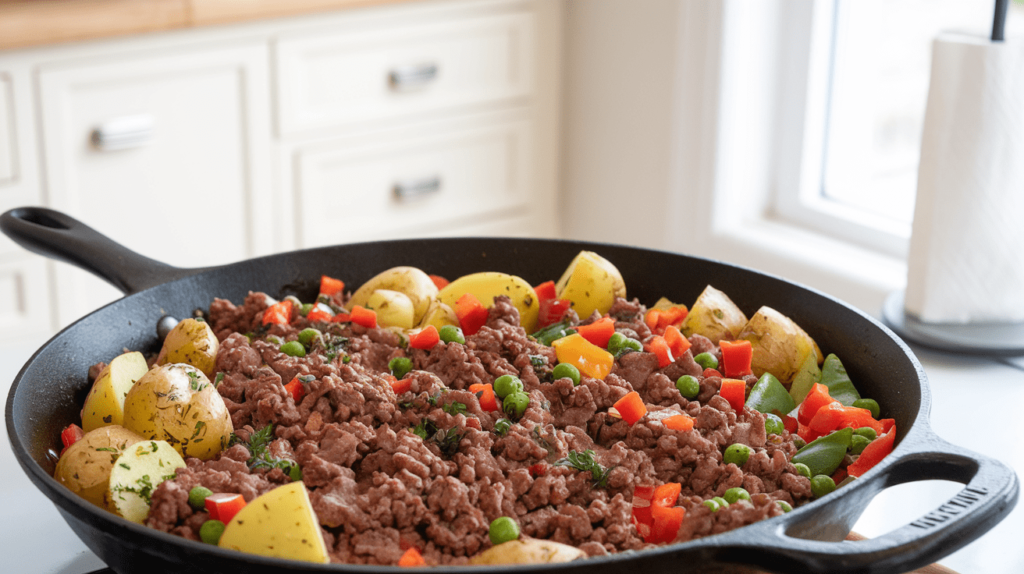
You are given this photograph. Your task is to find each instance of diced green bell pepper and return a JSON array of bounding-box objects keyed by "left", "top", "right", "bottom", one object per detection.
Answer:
[
  {"left": 531, "top": 319, "right": 577, "bottom": 346},
  {"left": 746, "top": 373, "right": 796, "bottom": 416},
  {"left": 791, "top": 427, "right": 853, "bottom": 477},
  {"left": 820, "top": 354, "right": 861, "bottom": 406}
]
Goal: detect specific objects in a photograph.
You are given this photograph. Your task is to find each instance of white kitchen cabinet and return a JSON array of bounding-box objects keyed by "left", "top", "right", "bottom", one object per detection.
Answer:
[
  {"left": 0, "top": 0, "right": 562, "bottom": 339},
  {"left": 38, "top": 43, "right": 274, "bottom": 325}
]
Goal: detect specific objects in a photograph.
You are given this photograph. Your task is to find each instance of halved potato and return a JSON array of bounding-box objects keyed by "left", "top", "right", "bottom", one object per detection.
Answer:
[
  {"left": 347, "top": 266, "right": 439, "bottom": 326},
  {"left": 105, "top": 439, "right": 185, "bottom": 523},
  {"left": 81, "top": 351, "right": 149, "bottom": 432},
  {"left": 418, "top": 299, "right": 459, "bottom": 330},
  {"left": 122, "top": 364, "right": 233, "bottom": 460},
  {"left": 555, "top": 251, "right": 626, "bottom": 320},
  {"left": 680, "top": 285, "right": 747, "bottom": 344},
  {"left": 219, "top": 482, "right": 329, "bottom": 564},
  {"left": 53, "top": 425, "right": 145, "bottom": 509},
  {"left": 156, "top": 318, "right": 220, "bottom": 378},
  {"left": 365, "top": 289, "right": 415, "bottom": 329},
  {"left": 470, "top": 537, "right": 586, "bottom": 565},
  {"left": 438, "top": 272, "right": 540, "bottom": 333},
  {"left": 737, "top": 306, "right": 824, "bottom": 384}
]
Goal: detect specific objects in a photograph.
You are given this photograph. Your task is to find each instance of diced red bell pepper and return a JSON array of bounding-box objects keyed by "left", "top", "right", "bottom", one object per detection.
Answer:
[
  {"left": 306, "top": 303, "right": 334, "bottom": 322},
  {"left": 455, "top": 293, "right": 489, "bottom": 336},
  {"left": 645, "top": 336, "right": 674, "bottom": 368},
  {"left": 319, "top": 275, "right": 345, "bottom": 297},
  {"left": 576, "top": 317, "right": 616, "bottom": 348},
  {"left": 719, "top": 339, "right": 753, "bottom": 378},
  {"left": 662, "top": 414, "right": 694, "bottom": 432},
  {"left": 798, "top": 383, "right": 839, "bottom": 426},
  {"left": 59, "top": 424, "right": 85, "bottom": 457},
  {"left": 398, "top": 547, "right": 426, "bottom": 567},
  {"left": 633, "top": 482, "right": 685, "bottom": 544},
  {"left": 391, "top": 377, "right": 412, "bottom": 395},
  {"left": 783, "top": 415, "right": 798, "bottom": 434},
  {"left": 645, "top": 306, "right": 689, "bottom": 335},
  {"left": 262, "top": 300, "right": 293, "bottom": 326},
  {"left": 534, "top": 280, "right": 571, "bottom": 328},
  {"left": 429, "top": 274, "right": 450, "bottom": 290},
  {"left": 648, "top": 504, "right": 686, "bottom": 544},
  {"left": 879, "top": 418, "right": 896, "bottom": 434},
  {"left": 528, "top": 462, "right": 548, "bottom": 477},
  {"left": 284, "top": 377, "right": 306, "bottom": 403},
  {"left": 205, "top": 492, "right": 246, "bottom": 523},
  {"left": 409, "top": 325, "right": 440, "bottom": 350},
  {"left": 349, "top": 305, "right": 378, "bottom": 329},
  {"left": 831, "top": 467, "right": 848, "bottom": 484},
  {"left": 808, "top": 402, "right": 883, "bottom": 435},
  {"left": 847, "top": 425, "right": 896, "bottom": 478},
  {"left": 331, "top": 312, "right": 351, "bottom": 323},
  {"left": 663, "top": 325, "right": 691, "bottom": 358},
  {"left": 631, "top": 485, "right": 656, "bottom": 528},
  {"left": 797, "top": 422, "right": 824, "bottom": 444},
  {"left": 613, "top": 391, "right": 647, "bottom": 425},
  {"left": 720, "top": 378, "right": 746, "bottom": 412},
  {"left": 645, "top": 309, "right": 661, "bottom": 332},
  {"left": 652, "top": 482, "right": 681, "bottom": 508},
  {"left": 703, "top": 368, "right": 722, "bottom": 379},
  {"left": 468, "top": 383, "right": 498, "bottom": 412}
]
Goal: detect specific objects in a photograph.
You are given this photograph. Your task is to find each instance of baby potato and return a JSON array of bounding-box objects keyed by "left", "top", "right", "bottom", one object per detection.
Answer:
[
  {"left": 80, "top": 351, "right": 149, "bottom": 432},
  {"left": 555, "top": 251, "right": 627, "bottom": 320},
  {"left": 365, "top": 289, "right": 415, "bottom": 329},
  {"left": 156, "top": 318, "right": 220, "bottom": 378},
  {"left": 347, "top": 266, "right": 439, "bottom": 326},
  {"left": 53, "top": 425, "right": 145, "bottom": 509},
  {"left": 470, "top": 538, "right": 586, "bottom": 565},
  {"left": 219, "top": 482, "right": 329, "bottom": 563},
  {"left": 418, "top": 299, "right": 459, "bottom": 330},
  {"left": 737, "top": 306, "right": 824, "bottom": 384},
  {"left": 122, "top": 364, "right": 233, "bottom": 460},
  {"left": 105, "top": 440, "right": 185, "bottom": 523},
  {"left": 680, "top": 285, "right": 748, "bottom": 344},
  {"left": 438, "top": 272, "right": 540, "bottom": 332}
]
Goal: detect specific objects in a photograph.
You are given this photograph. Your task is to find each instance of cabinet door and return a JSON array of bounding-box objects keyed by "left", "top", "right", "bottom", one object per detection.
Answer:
[{"left": 39, "top": 44, "right": 273, "bottom": 326}]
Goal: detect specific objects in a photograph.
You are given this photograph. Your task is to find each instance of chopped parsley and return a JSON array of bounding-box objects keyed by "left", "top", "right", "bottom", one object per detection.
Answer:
[
  {"left": 555, "top": 449, "right": 613, "bottom": 488},
  {"left": 493, "top": 418, "right": 512, "bottom": 436},
  {"left": 410, "top": 419, "right": 463, "bottom": 458},
  {"left": 441, "top": 401, "right": 468, "bottom": 416},
  {"left": 529, "top": 355, "right": 547, "bottom": 368},
  {"left": 230, "top": 424, "right": 303, "bottom": 482}
]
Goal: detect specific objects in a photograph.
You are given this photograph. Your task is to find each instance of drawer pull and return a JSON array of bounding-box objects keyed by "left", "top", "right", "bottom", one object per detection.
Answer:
[
  {"left": 388, "top": 63, "right": 439, "bottom": 90},
  {"left": 393, "top": 176, "right": 442, "bottom": 201},
  {"left": 90, "top": 114, "right": 154, "bottom": 151}
]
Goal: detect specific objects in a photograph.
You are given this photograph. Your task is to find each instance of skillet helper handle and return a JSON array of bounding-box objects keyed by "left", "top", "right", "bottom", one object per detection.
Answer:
[
  {"left": 741, "top": 435, "right": 1018, "bottom": 574},
  {"left": 0, "top": 207, "right": 195, "bottom": 295}
]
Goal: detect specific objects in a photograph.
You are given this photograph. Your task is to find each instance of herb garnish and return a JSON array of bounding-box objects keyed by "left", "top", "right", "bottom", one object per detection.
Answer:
[
  {"left": 410, "top": 419, "right": 463, "bottom": 458},
  {"left": 493, "top": 418, "right": 512, "bottom": 436},
  {"left": 441, "top": 401, "right": 468, "bottom": 416},
  {"left": 231, "top": 424, "right": 303, "bottom": 481},
  {"left": 554, "top": 449, "right": 614, "bottom": 488}
]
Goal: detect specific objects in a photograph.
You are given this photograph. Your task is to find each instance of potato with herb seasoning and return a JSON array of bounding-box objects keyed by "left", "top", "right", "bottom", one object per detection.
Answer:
[
  {"left": 680, "top": 285, "right": 748, "bottom": 344},
  {"left": 105, "top": 439, "right": 185, "bottom": 523},
  {"left": 156, "top": 318, "right": 220, "bottom": 378},
  {"left": 80, "top": 351, "right": 149, "bottom": 432},
  {"left": 470, "top": 538, "right": 586, "bottom": 565},
  {"left": 53, "top": 425, "right": 145, "bottom": 509},
  {"left": 737, "top": 306, "right": 824, "bottom": 384},
  {"left": 122, "top": 364, "right": 233, "bottom": 460}
]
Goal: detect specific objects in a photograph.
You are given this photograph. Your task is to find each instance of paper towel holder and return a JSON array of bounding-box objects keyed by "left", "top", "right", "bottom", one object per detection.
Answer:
[{"left": 882, "top": 290, "right": 1024, "bottom": 355}]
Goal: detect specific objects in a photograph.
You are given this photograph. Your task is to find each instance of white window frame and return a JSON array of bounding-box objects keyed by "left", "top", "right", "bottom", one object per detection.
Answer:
[{"left": 665, "top": 0, "right": 907, "bottom": 315}]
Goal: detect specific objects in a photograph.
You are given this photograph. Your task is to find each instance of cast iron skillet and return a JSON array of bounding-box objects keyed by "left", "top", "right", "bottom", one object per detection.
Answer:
[{"left": 2, "top": 207, "right": 1018, "bottom": 574}]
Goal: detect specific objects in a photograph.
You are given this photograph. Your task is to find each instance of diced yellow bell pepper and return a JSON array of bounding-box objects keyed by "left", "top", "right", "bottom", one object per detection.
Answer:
[{"left": 552, "top": 333, "right": 614, "bottom": 380}]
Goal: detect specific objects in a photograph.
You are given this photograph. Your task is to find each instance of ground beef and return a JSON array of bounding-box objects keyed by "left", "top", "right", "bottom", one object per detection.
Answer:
[{"left": 142, "top": 294, "right": 820, "bottom": 565}]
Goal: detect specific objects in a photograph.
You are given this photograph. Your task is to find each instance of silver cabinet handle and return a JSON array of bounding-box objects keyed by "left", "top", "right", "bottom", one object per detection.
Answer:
[
  {"left": 90, "top": 114, "right": 154, "bottom": 151},
  {"left": 393, "top": 176, "right": 442, "bottom": 201},
  {"left": 388, "top": 63, "right": 439, "bottom": 90}
]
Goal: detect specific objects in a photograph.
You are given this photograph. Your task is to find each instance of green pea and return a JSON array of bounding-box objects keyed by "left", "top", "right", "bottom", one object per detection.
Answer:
[
  {"left": 493, "top": 375, "right": 524, "bottom": 399},
  {"left": 552, "top": 363, "right": 581, "bottom": 386},
  {"left": 851, "top": 434, "right": 872, "bottom": 455},
  {"left": 693, "top": 352, "right": 719, "bottom": 370},
  {"left": 488, "top": 516, "right": 521, "bottom": 545},
  {"left": 723, "top": 487, "right": 750, "bottom": 504},
  {"left": 280, "top": 341, "right": 306, "bottom": 357},
  {"left": 703, "top": 499, "right": 721, "bottom": 512},
  {"left": 713, "top": 496, "right": 729, "bottom": 509},
  {"left": 502, "top": 391, "right": 530, "bottom": 419},
  {"left": 188, "top": 486, "right": 213, "bottom": 510},
  {"left": 777, "top": 500, "right": 793, "bottom": 513},
  {"left": 297, "top": 328, "right": 322, "bottom": 348},
  {"left": 723, "top": 444, "right": 752, "bottom": 467},
  {"left": 793, "top": 463, "right": 811, "bottom": 479},
  {"left": 199, "top": 519, "right": 225, "bottom": 545},
  {"left": 764, "top": 413, "right": 784, "bottom": 435},
  {"left": 853, "top": 427, "right": 877, "bottom": 441},
  {"left": 622, "top": 338, "right": 643, "bottom": 353},
  {"left": 606, "top": 332, "right": 628, "bottom": 353},
  {"left": 793, "top": 437, "right": 806, "bottom": 450},
  {"left": 810, "top": 475, "right": 836, "bottom": 498},
  {"left": 439, "top": 325, "right": 465, "bottom": 344},
  {"left": 389, "top": 356, "right": 413, "bottom": 379},
  {"left": 676, "top": 375, "right": 700, "bottom": 399},
  {"left": 852, "top": 398, "right": 880, "bottom": 419},
  {"left": 299, "top": 303, "right": 314, "bottom": 317}
]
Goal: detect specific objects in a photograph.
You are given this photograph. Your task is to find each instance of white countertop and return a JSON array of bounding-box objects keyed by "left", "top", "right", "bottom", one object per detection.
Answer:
[{"left": 3, "top": 334, "right": 1023, "bottom": 573}]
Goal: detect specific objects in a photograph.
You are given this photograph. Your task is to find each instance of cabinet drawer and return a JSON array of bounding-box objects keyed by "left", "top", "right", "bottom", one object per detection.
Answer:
[
  {"left": 296, "top": 118, "right": 532, "bottom": 247},
  {"left": 276, "top": 11, "right": 534, "bottom": 136}
]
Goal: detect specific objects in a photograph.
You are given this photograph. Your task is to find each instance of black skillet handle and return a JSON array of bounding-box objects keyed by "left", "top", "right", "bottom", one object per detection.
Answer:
[
  {"left": 0, "top": 207, "right": 199, "bottom": 295},
  {"left": 728, "top": 430, "right": 1019, "bottom": 573}
]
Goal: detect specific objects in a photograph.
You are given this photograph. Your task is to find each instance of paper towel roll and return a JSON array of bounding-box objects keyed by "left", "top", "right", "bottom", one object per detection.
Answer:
[{"left": 904, "top": 33, "right": 1024, "bottom": 324}]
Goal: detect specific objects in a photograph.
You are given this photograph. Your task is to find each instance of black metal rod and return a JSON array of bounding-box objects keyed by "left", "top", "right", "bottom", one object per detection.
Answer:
[{"left": 993, "top": 0, "right": 1010, "bottom": 42}]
